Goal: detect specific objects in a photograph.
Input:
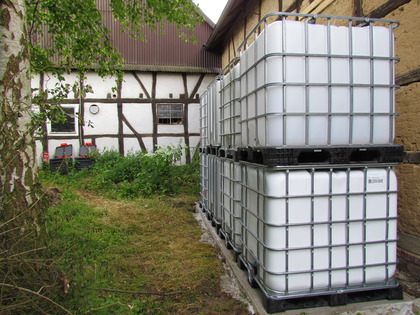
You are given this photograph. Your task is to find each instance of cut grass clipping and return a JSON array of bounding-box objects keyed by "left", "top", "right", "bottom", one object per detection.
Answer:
[{"left": 42, "top": 147, "right": 247, "bottom": 313}]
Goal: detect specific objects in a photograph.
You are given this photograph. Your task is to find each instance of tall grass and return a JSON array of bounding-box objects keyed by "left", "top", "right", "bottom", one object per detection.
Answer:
[{"left": 38, "top": 147, "right": 245, "bottom": 313}]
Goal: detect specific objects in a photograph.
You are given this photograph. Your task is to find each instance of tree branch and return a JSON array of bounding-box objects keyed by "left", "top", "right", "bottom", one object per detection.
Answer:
[
  {"left": 87, "top": 287, "right": 184, "bottom": 296},
  {"left": 0, "top": 283, "right": 73, "bottom": 314}
]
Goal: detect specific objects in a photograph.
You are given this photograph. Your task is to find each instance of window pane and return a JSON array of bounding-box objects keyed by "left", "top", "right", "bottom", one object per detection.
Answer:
[
  {"left": 157, "top": 104, "right": 183, "bottom": 124},
  {"left": 51, "top": 107, "right": 76, "bottom": 132}
]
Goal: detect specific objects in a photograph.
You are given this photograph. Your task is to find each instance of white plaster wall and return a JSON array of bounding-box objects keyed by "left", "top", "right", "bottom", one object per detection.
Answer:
[
  {"left": 95, "top": 138, "right": 119, "bottom": 152},
  {"left": 189, "top": 136, "right": 201, "bottom": 157},
  {"left": 83, "top": 103, "right": 118, "bottom": 135},
  {"left": 84, "top": 73, "right": 118, "bottom": 99},
  {"left": 157, "top": 123, "right": 184, "bottom": 134},
  {"left": 155, "top": 73, "right": 185, "bottom": 98},
  {"left": 123, "top": 137, "right": 154, "bottom": 155},
  {"left": 122, "top": 103, "right": 153, "bottom": 134},
  {"left": 198, "top": 75, "right": 215, "bottom": 96},
  {"left": 35, "top": 71, "right": 214, "bottom": 164},
  {"left": 43, "top": 73, "right": 80, "bottom": 98},
  {"left": 31, "top": 73, "right": 40, "bottom": 95},
  {"left": 186, "top": 74, "right": 201, "bottom": 98},
  {"left": 188, "top": 103, "right": 200, "bottom": 133},
  {"left": 121, "top": 72, "right": 153, "bottom": 98}
]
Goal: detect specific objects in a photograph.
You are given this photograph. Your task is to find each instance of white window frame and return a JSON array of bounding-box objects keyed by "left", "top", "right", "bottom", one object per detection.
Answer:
[
  {"left": 157, "top": 103, "right": 184, "bottom": 125},
  {"left": 48, "top": 104, "right": 79, "bottom": 135}
]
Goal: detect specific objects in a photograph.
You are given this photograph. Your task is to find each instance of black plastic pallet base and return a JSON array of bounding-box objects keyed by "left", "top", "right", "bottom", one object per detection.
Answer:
[
  {"left": 49, "top": 158, "right": 72, "bottom": 174},
  {"left": 202, "top": 145, "right": 221, "bottom": 156},
  {"left": 218, "top": 148, "right": 239, "bottom": 161},
  {"left": 262, "top": 285, "right": 404, "bottom": 313},
  {"left": 237, "top": 145, "right": 404, "bottom": 166},
  {"left": 75, "top": 157, "right": 95, "bottom": 171}
]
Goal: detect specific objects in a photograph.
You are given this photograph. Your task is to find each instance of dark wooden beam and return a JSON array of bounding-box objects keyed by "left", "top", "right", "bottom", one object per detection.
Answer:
[
  {"left": 116, "top": 79, "right": 124, "bottom": 155},
  {"left": 366, "top": 0, "right": 411, "bottom": 19},
  {"left": 353, "top": 0, "right": 363, "bottom": 17},
  {"left": 404, "top": 151, "right": 420, "bottom": 164},
  {"left": 131, "top": 71, "right": 151, "bottom": 99},
  {"left": 78, "top": 73, "right": 85, "bottom": 146},
  {"left": 285, "top": 1, "right": 297, "bottom": 12},
  {"left": 396, "top": 67, "right": 420, "bottom": 86},
  {"left": 182, "top": 73, "right": 191, "bottom": 164},
  {"left": 121, "top": 114, "right": 146, "bottom": 151},
  {"left": 41, "top": 133, "right": 200, "bottom": 141},
  {"left": 151, "top": 72, "right": 158, "bottom": 152}
]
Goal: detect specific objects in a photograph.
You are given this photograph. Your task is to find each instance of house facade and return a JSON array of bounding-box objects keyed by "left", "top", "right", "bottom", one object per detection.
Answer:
[{"left": 34, "top": 5, "right": 220, "bottom": 165}]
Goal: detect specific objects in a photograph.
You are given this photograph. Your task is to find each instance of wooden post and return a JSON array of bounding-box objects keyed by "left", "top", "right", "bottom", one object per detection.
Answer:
[
  {"left": 366, "top": 0, "right": 411, "bottom": 18},
  {"left": 353, "top": 0, "right": 363, "bottom": 17}
]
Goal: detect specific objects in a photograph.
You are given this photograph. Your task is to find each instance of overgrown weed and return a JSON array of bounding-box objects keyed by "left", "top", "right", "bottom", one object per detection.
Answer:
[{"left": 38, "top": 147, "right": 246, "bottom": 313}]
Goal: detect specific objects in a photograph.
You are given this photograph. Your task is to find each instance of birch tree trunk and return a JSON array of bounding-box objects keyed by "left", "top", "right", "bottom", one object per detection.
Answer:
[{"left": 1, "top": 0, "right": 42, "bottom": 242}]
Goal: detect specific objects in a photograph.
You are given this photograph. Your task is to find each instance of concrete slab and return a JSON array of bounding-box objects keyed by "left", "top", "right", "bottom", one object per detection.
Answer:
[{"left": 195, "top": 204, "right": 420, "bottom": 315}]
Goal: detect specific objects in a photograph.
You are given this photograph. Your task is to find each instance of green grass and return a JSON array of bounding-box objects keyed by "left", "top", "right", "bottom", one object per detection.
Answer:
[{"left": 41, "top": 149, "right": 245, "bottom": 313}]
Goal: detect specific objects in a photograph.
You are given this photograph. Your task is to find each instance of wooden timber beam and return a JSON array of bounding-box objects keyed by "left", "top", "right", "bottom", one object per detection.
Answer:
[
  {"left": 366, "top": 0, "right": 411, "bottom": 19},
  {"left": 396, "top": 67, "right": 420, "bottom": 87}
]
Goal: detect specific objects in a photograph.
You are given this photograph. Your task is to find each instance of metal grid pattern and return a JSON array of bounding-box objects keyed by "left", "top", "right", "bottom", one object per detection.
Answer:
[
  {"left": 240, "top": 162, "right": 398, "bottom": 298},
  {"left": 238, "top": 12, "right": 399, "bottom": 147},
  {"left": 220, "top": 159, "right": 242, "bottom": 250},
  {"left": 208, "top": 79, "right": 222, "bottom": 146},
  {"left": 220, "top": 57, "right": 242, "bottom": 149},
  {"left": 199, "top": 91, "right": 209, "bottom": 148},
  {"left": 199, "top": 153, "right": 209, "bottom": 212},
  {"left": 208, "top": 155, "right": 223, "bottom": 224}
]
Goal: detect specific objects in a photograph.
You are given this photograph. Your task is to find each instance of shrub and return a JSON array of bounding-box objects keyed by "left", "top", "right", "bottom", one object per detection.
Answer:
[{"left": 42, "top": 146, "right": 196, "bottom": 198}]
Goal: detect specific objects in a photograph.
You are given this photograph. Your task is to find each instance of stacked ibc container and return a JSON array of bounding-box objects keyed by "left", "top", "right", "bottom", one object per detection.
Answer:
[
  {"left": 199, "top": 12, "right": 404, "bottom": 313},
  {"left": 200, "top": 78, "right": 223, "bottom": 226}
]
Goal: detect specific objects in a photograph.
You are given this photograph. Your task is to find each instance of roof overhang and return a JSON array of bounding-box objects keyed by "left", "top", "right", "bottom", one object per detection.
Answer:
[{"left": 204, "top": 0, "right": 256, "bottom": 53}]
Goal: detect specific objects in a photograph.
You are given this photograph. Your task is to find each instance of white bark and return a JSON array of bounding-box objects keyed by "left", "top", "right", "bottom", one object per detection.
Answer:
[{"left": 1, "top": 0, "right": 38, "bottom": 221}]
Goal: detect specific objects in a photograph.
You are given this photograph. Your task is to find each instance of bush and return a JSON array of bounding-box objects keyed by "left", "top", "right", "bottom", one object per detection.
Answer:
[{"left": 42, "top": 146, "right": 198, "bottom": 198}]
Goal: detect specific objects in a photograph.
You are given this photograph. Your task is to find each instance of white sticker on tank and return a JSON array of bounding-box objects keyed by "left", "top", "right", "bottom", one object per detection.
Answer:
[{"left": 367, "top": 175, "right": 385, "bottom": 185}]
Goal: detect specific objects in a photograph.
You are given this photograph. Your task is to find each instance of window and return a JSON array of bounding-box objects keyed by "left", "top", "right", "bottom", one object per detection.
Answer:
[
  {"left": 157, "top": 104, "right": 183, "bottom": 125},
  {"left": 51, "top": 106, "right": 76, "bottom": 133}
]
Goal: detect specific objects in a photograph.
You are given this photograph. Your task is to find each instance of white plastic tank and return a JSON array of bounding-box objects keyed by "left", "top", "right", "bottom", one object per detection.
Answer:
[
  {"left": 221, "top": 62, "right": 242, "bottom": 149},
  {"left": 208, "top": 79, "right": 222, "bottom": 146},
  {"left": 199, "top": 153, "right": 209, "bottom": 212},
  {"left": 199, "top": 91, "right": 209, "bottom": 148},
  {"left": 241, "top": 163, "right": 397, "bottom": 294},
  {"left": 208, "top": 155, "right": 222, "bottom": 223},
  {"left": 240, "top": 20, "right": 395, "bottom": 147},
  {"left": 220, "top": 159, "right": 242, "bottom": 249}
]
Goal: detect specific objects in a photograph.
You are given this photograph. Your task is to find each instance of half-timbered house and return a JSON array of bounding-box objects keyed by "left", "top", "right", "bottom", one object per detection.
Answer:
[{"left": 34, "top": 3, "right": 220, "bottom": 164}]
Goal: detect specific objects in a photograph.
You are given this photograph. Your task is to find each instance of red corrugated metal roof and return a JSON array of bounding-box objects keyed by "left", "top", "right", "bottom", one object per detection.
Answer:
[
  {"left": 103, "top": 9, "right": 221, "bottom": 73},
  {"left": 36, "top": 0, "right": 221, "bottom": 73}
]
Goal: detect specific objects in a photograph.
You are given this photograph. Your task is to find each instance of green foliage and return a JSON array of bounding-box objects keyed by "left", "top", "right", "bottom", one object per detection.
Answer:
[
  {"left": 26, "top": 0, "right": 204, "bottom": 131},
  {"left": 42, "top": 146, "right": 199, "bottom": 198}
]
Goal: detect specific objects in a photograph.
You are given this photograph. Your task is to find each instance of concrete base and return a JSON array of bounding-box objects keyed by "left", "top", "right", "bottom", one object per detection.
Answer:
[{"left": 195, "top": 204, "right": 420, "bottom": 315}]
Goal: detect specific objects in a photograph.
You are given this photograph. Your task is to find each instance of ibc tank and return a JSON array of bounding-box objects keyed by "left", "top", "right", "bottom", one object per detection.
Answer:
[
  {"left": 199, "top": 153, "right": 209, "bottom": 213},
  {"left": 240, "top": 163, "right": 398, "bottom": 295},
  {"left": 240, "top": 20, "right": 395, "bottom": 147},
  {"left": 220, "top": 159, "right": 242, "bottom": 250},
  {"left": 199, "top": 91, "right": 209, "bottom": 148},
  {"left": 208, "top": 155, "right": 222, "bottom": 224},
  {"left": 221, "top": 61, "right": 242, "bottom": 149},
  {"left": 208, "top": 79, "right": 222, "bottom": 147}
]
